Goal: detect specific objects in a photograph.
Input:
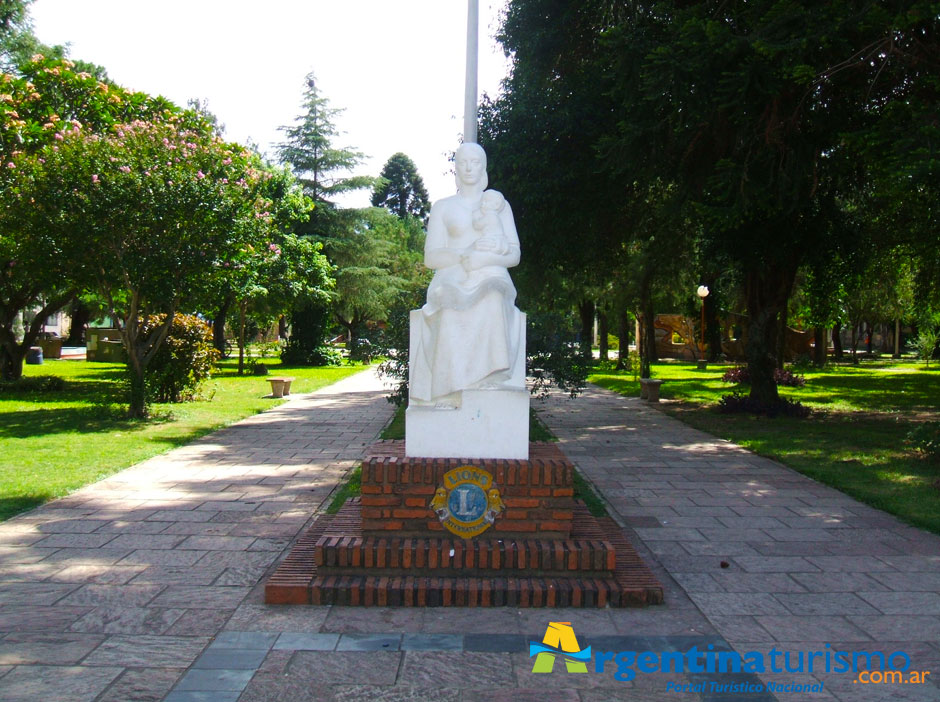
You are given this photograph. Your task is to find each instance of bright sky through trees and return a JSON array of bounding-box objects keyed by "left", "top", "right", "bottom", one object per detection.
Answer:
[{"left": 29, "top": 0, "right": 510, "bottom": 205}]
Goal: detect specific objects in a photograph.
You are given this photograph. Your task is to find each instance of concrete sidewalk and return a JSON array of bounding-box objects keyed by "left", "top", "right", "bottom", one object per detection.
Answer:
[{"left": 0, "top": 370, "right": 937, "bottom": 701}]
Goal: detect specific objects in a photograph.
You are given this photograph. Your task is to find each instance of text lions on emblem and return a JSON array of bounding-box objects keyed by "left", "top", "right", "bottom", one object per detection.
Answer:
[{"left": 430, "top": 466, "right": 506, "bottom": 538}]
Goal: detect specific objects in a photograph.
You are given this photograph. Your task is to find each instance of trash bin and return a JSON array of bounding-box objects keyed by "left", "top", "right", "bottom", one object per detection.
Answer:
[{"left": 26, "top": 346, "right": 43, "bottom": 365}]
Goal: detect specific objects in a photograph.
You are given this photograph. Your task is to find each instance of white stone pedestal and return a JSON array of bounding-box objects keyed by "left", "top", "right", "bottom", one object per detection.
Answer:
[{"left": 406, "top": 388, "right": 529, "bottom": 459}]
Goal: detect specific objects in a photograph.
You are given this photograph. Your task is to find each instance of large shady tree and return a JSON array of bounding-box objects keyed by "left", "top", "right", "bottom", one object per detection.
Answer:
[
  {"left": 0, "top": 53, "right": 175, "bottom": 380},
  {"left": 7, "top": 115, "right": 271, "bottom": 416}
]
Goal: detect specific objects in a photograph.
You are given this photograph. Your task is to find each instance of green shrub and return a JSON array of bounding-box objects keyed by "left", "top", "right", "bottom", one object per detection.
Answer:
[
  {"left": 916, "top": 327, "right": 939, "bottom": 369},
  {"left": 0, "top": 375, "right": 67, "bottom": 394},
  {"left": 141, "top": 314, "right": 219, "bottom": 403},
  {"left": 906, "top": 422, "right": 940, "bottom": 462},
  {"left": 248, "top": 359, "right": 269, "bottom": 376}
]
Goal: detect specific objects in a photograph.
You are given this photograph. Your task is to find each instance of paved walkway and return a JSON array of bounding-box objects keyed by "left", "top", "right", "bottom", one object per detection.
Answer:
[{"left": 0, "top": 370, "right": 937, "bottom": 701}]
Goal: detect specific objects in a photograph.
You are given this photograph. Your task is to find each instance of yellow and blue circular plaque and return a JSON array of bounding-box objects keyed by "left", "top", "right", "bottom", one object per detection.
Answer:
[{"left": 429, "top": 466, "right": 506, "bottom": 538}]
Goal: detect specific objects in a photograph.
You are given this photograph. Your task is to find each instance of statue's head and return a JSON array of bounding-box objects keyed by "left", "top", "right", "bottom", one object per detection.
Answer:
[{"left": 455, "top": 142, "right": 488, "bottom": 192}]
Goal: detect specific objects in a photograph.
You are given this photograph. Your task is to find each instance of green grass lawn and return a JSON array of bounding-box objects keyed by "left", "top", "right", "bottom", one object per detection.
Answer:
[
  {"left": 0, "top": 358, "right": 368, "bottom": 521},
  {"left": 589, "top": 360, "right": 940, "bottom": 533}
]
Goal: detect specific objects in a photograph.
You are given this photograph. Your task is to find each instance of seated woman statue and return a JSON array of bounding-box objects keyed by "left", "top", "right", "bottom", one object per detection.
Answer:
[{"left": 409, "top": 142, "right": 525, "bottom": 407}]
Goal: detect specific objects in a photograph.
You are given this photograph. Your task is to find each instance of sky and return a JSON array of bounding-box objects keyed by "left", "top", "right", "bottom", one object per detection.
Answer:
[{"left": 29, "top": 0, "right": 512, "bottom": 206}]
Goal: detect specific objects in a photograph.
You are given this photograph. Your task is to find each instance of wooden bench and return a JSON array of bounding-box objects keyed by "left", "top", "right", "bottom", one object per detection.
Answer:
[{"left": 267, "top": 376, "right": 295, "bottom": 398}]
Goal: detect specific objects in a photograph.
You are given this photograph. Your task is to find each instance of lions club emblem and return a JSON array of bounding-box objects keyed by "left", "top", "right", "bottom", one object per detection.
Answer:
[{"left": 430, "top": 466, "right": 505, "bottom": 538}]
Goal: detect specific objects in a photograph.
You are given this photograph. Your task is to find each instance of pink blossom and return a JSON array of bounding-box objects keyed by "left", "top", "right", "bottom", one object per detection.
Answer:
[
  {"left": 91, "top": 174, "right": 99, "bottom": 183},
  {"left": 167, "top": 180, "right": 173, "bottom": 186},
  {"left": 54, "top": 132, "right": 63, "bottom": 140},
  {"left": 119, "top": 166, "right": 131, "bottom": 174},
  {"left": 196, "top": 171, "right": 205, "bottom": 179},
  {"left": 5, "top": 162, "right": 14, "bottom": 169},
  {"left": 117, "top": 130, "right": 124, "bottom": 138},
  {"left": 222, "top": 158, "right": 232, "bottom": 165}
]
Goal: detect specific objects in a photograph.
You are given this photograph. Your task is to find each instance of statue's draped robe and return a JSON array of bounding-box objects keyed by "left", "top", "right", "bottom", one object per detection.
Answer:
[{"left": 409, "top": 193, "right": 524, "bottom": 404}]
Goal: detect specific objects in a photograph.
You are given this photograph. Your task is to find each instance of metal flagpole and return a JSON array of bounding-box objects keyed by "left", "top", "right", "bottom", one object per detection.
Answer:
[{"left": 464, "top": 0, "right": 479, "bottom": 143}]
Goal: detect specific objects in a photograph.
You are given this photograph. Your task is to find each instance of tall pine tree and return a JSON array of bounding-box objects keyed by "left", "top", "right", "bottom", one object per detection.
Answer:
[
  {"left": 277, "top": 72, "right": 372, "bottom": 215},
  {"left": 371, "top": 152, "right": 431, "bottom": 223}
]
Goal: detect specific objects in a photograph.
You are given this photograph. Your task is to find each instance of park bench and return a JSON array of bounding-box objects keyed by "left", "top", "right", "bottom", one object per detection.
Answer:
[
  {"left": 639, "top": 378, "right": 663, "bottom": 402},
  {"left": 267, "top": 376, "right": 295, "bottom": 399}
]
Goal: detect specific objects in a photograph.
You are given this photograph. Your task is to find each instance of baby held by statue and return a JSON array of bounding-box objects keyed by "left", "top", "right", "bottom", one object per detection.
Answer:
[{"left": 461, "top": 190, "right": 512, "bottom": 275}]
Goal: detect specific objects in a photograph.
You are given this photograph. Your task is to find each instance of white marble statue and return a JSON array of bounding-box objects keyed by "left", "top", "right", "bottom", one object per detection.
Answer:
[{"left": 408, "top": 142, "right": 526, "bottom": 408}]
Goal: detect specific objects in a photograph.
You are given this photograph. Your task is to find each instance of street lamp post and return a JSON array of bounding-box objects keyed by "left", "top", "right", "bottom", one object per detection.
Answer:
[{"left": 696, "top": 285, "right": 710, "bottom": 358}]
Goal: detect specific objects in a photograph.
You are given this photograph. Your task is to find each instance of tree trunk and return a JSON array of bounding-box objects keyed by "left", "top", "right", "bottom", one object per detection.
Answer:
[
  {"left": 212, "top": 296, "right": 231, "bottom": 356},
  {"left": 775, "top": 302, "right": 788, "bottom": 370},
  {"left": 0, "top": 292, "right": 74, "bottom": 381},
  {"left": 237, "top": 301, "right": 247, "bottom": 375},
  {"left": 0, "top": 343, "right": 23, "bottom": 381},
  {"left": 744, "top": 265, "right": 796, "bottom": 405},
  {"left": 704, "top": 290, "right": 722, "bottom": 361},
  {"left": 127, "top": 361, "right": 148, "bottom": 419},
  {"left": 597, "top": 310, "right": 609, "bottom": 362},
  {"left": 278, "top": 315, "right": 288, "bottom": 339},
  {"left": 813, "top": 326, "right": 827, "bottom": 367},
  {"left": 616, "top": 306, "right": 630, "bottom": 370},
  {"left": 850, "top": 323, "right": 859, "bottom": 364},
  {"left": 832, "top": 325, "right": 844, "bottom": 359},
  {"left": 66, "top": 300, "right": 91, "bottom": 346},
  {"left": 577, "top": 299, "right": 595, "bottom": 360}
]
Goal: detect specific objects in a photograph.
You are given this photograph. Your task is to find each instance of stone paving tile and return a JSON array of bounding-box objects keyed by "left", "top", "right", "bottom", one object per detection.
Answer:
[
  {"left": 335, "top": 633, "right": 403, "bottom": 651},
  {"left": 68, "top": 605, "right": 186, "bottom": 634},
  {"left": 82, "top": 634, "right": 210, "bottom": 667},
  {"left": 47, "top": 564, "right": 146, "bottom": 584},
  {"left": 845, "top": 615, "right": 940, "bottom": 641},
  {"left": 0, "top": 604, "right": 92, "bottom": 633},
  {"left": 0, "top": 631, "right": 104, "bottom": 665},
  {"left": 856, "top": 591, "right": 940, "bottom": 615},
  {"left": 288, "top": 650, "right": 402, "bottom": 684},
  {"left": 0, "top": 581, "right": 77, "bottom": 604},
  {"left": 224, "top": 603, "right": 330, "bottom": 632},
  {"left": 774, "top": 592, "right": 883, "bottom": 616},
  {"left": 401, "top": 650, "right": 515, "bottom": 688},
  {"left": 686, "top": 593, "right": 791, "bottom": 616},
  {"left": 322, "top": 605, "right": 429, "bottom": 633},
  {"left": 56, "top": 583, "right": 165, "bottom": 607},
  {"left": 790, "top": 572, "right": 891, "bottom": 593},
  {"left": 165, "top": 608, "right": 235, "bottom": 636},
  {"left": 174, "top": 667, "right": 255, "bottom": 691},
  {"left": 706, "top": 615, "right": 775, "bottom": 643},
  {"left": 148, "top": 584, "right": 249, "bottom": 609},
  {"left": 95, "top": 667, "right": 183, "bottom": 702},
  {"left": 30, "top": 533, "right": 117, "bottom": 549},
  {"left": 0, "top": 664, "right": 123, "bottom": 702},
  {"left": 118, "top": 549, "right": 208, "bottom": 566},
  {"left": 752, "top": 615, "right": 872, "bottom": 642},
  {"left": 422, "top": 607, "right": 522, "bottom": 634},
  {"left": 273, "top": 632, "right": 340, "bottom": 651}
]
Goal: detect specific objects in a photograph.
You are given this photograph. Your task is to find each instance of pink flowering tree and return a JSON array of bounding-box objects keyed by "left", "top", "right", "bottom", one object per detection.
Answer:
[
  {"left": 219, "top": 165, "right": 333, "bottom": 374},
  {"left": 0, "top": 54, "right": 176, "bottom": 380},
  {"left": 9, "top": 116, "right": 270, "bottom": 416}
]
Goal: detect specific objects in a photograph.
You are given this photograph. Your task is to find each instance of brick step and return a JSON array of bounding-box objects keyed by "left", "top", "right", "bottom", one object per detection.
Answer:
[
  {"left": 314, "top": 535, "right": 616, "bottom": 575},
  {"left": 309, "top": 573, "right": 655, "bottom": 608},
  {"left": 265, "top": 499, "right": 665, "bottom": 608}
]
